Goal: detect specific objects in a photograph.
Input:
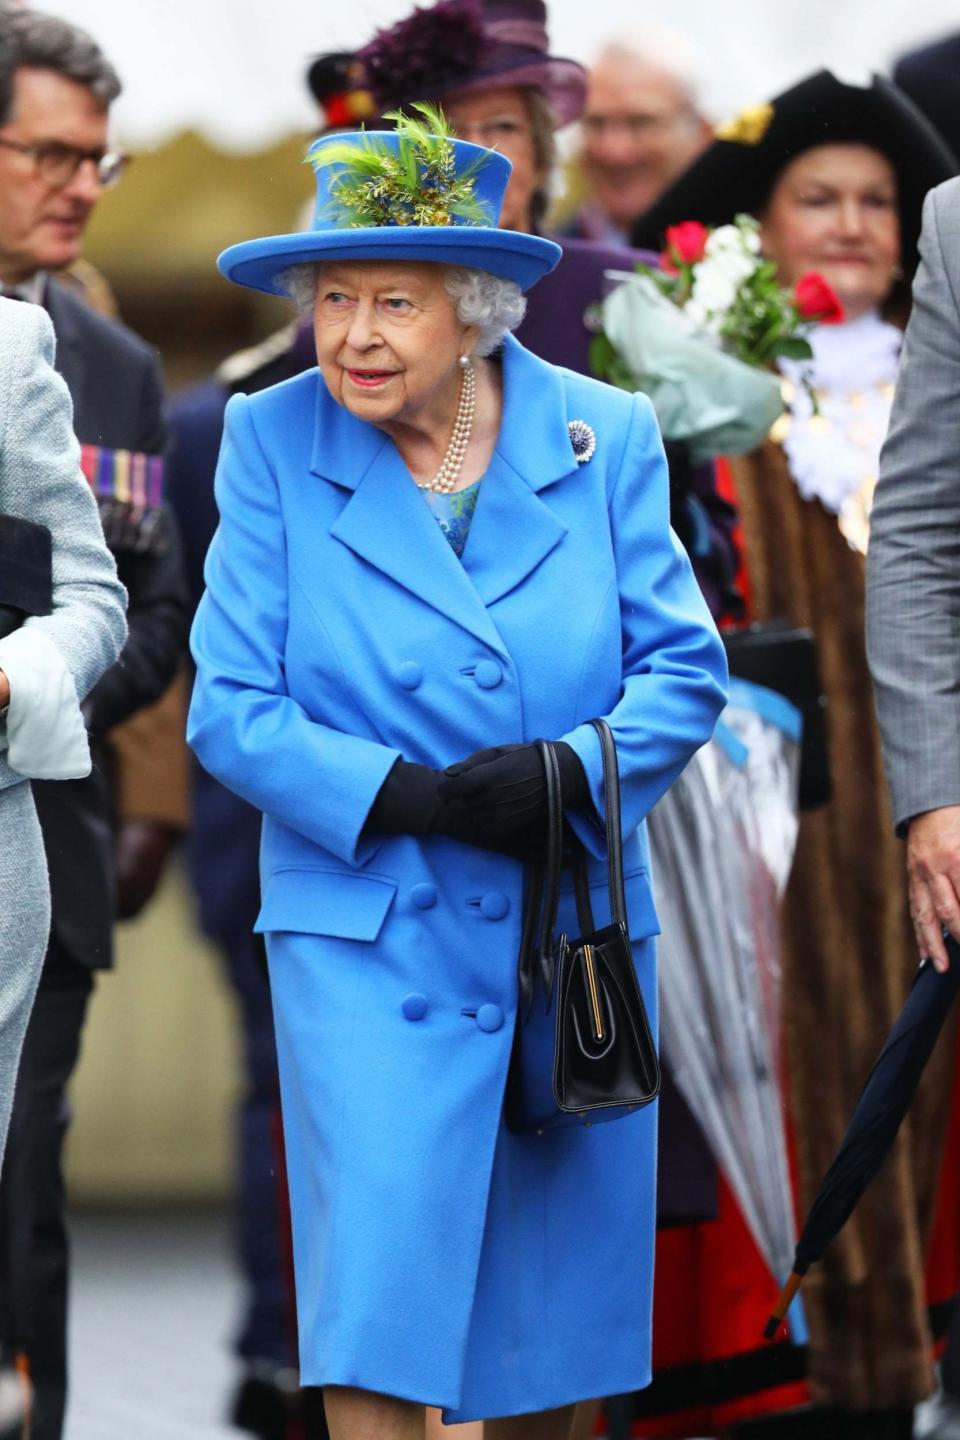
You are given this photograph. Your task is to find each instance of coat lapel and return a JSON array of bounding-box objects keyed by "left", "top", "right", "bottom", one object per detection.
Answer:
[
  {"left": 491, "top": 334, "right": 579, "bottom": 494},
  {"left": 461, "top": 336, "right": 575, "bottom": 604},
  {"left": 315, "top": 335, "right": 578, "bottom": 652},
  {"left": 460, "top": 453, "right": 568, "bottom": 607},
  {"left": 326, "top": 417, "right": 510, "bottom": 658}
]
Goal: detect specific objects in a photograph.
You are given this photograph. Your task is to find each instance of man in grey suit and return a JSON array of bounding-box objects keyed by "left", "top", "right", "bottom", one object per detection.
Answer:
[
  {"left": 868, "top": 174, "right": 960, "bottom": 1440},
  {"left": 867, "top": 177, "right": 960, "bottom": 974}
]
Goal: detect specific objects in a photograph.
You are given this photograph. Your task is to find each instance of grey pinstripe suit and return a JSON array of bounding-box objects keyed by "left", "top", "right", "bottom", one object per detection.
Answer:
[{"left": 867, "top": 178, "right": 960, "bottom": 831}]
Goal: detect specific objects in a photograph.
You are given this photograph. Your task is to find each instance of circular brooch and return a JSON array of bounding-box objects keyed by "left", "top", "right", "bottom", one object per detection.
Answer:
[{"left": 568, "top": 419, "right": 597, "bottom": 465}]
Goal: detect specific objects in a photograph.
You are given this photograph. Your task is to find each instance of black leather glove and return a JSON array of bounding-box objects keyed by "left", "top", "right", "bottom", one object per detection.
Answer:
[
  {"left": 436, "top": 741, "right": 590, "bottom": 860},
  {"left": 365, "top": 758, "right": 444, "bottom": 836}
]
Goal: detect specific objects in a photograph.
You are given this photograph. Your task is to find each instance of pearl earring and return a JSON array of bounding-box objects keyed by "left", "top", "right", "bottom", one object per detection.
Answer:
[{"left": 458, "top": 354, "right": 472, "bottom": 370}]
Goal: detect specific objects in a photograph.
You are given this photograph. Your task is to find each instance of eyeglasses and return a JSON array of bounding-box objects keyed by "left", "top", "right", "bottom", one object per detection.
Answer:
[
  {"left": 581, "top": 112, "right": 693, "bottom": 139},
  {"left": 0, "top": 137, "right": 130, "bottom": 188}
]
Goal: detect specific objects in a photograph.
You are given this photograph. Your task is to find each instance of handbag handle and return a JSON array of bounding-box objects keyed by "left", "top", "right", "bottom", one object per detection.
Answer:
[
  {"left": 534, "top": 739, "right": 564, "bottom": 983},
  {"left": 519, "top": 724, "right": 628, "bottom": 1004},
  {"left": 518, "top": 740, "right": 563, "bottom": 1012},
  {"left": 571, "top": 719, "right": 629, "bottom": 936}
]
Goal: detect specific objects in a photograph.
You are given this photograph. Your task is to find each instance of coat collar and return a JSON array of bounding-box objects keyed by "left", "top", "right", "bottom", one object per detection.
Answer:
[
  {"left": 317, "top": 336, "right": 577, "bottom": 648},
  {"left": 309, "top": 334, "right": 576, "bottom": 494}
]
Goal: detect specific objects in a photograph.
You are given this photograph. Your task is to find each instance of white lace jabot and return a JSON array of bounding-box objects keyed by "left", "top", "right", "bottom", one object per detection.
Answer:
[{"left": 775, "top": 311, "right": 901, "bottom": 550}]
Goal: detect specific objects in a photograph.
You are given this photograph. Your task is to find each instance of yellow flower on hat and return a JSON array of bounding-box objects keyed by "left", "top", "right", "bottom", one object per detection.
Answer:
[{"left": 715, "top": 102, "right": 775, "bottom": 145}]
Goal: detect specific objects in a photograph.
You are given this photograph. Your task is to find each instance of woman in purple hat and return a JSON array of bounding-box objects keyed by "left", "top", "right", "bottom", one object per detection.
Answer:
[{"left": 189, "top": 114, "right": 726, "bottom": 1439}]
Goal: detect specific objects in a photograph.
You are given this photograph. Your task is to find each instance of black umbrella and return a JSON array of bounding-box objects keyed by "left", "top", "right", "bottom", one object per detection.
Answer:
[{"left": 765, "top": 941, "right": 960, "bottom": 1339}]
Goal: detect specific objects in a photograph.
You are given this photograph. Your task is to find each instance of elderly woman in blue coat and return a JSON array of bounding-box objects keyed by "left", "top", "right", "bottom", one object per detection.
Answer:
[{"left": 189, "top": 114, "right": 726, "bottom": 1440}]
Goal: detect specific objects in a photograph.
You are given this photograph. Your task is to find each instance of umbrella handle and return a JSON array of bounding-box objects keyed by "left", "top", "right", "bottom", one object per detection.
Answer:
[{"left": 763, "top": 1269, "right": 805, "bottom": 1341}]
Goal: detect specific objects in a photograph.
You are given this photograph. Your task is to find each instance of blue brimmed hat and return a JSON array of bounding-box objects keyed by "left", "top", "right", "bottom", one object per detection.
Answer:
[{"left": 218, "top": 120, "right": 561, "bottom": 297}]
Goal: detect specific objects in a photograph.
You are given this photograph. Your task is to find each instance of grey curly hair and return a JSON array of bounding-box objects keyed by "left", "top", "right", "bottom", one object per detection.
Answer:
[{"left": 280, "top": 263, "right": 526, "bottom": 358}]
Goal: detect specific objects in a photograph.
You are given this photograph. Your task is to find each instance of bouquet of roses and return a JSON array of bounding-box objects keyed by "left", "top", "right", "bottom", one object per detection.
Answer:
[{"left": 591, "top": 215, "right": 844, "bottom": 464}]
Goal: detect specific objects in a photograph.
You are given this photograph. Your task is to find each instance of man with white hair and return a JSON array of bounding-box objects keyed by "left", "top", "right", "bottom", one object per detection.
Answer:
[{"left": 566, "top": 26, "right": 712, "bottom": 244}]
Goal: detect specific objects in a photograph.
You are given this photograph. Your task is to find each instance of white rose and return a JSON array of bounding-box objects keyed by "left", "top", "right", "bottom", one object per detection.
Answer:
[
  {"left": 691, "top": 260, "right": 737, "bottom": 315},
  {"left": 683, "top": 299, "right": 724, "bottom": 338},
  {"left": 708, "top": 247, "right": 756, "bottom": 285},
  {"left": 705, "top": 225, "right": 743, "bottom": 257}
]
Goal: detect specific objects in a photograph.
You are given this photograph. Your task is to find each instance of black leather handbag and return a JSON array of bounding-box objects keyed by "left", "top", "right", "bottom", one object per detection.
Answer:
[
  {"left": 0, "top": 513, "right": 53, "bottom": 639},
  {"left": 505, "top": 718, "right": 661, "bottom": 1134}
]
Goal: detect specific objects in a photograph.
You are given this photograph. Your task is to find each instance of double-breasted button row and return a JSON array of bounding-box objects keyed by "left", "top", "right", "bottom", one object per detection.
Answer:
[
  {"left": 409, "top": 888, "right": 510, "bottom": 919},
  {"left": 394, "top": 659, "right": 505, "bottom": 691},
  {"left": 400, "top": 994, "right": 505, "bottom": 1033}
]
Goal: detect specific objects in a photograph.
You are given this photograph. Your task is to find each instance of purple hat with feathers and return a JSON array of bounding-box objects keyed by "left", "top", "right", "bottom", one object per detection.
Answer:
[{"left": 358, "top": 0, "right": 587, "bottom": 127}]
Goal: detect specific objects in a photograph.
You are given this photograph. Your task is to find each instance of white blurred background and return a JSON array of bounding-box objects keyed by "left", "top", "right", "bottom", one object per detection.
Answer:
[{"left": 38, "top": 0, "right": 960, "bottom": 150}]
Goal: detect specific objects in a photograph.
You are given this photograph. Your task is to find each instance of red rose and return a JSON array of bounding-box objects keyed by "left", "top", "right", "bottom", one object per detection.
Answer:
[
  {"left": 662, "top": 221, "right": 709, "bottom": 271},
  {"left": 794, "top": 272, "right": 845, "bottom": 324}
]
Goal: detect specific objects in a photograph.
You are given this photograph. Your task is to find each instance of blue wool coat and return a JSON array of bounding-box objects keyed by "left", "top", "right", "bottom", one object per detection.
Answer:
[{"left": 188, "top": 334, "right": 727, "bottom": 1421}]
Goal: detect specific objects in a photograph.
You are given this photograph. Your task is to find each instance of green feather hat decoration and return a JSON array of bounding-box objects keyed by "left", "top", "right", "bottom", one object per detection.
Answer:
[
  {"left": 311, "top": 103, "right": 491, "bottom": 229},
  {"left": 217, "top": 103, "right": 562, "bottom": 296}
]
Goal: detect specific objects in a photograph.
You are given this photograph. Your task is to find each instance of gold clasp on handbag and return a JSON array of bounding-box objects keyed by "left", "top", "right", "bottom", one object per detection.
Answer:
[{"left": 581, "top": 943, "right": 605, "bottom": 1043}]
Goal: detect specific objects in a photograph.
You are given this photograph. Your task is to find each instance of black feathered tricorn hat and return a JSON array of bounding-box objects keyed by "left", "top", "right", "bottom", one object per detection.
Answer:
[{"left": 631, "top": 70, "right": 957, "bottom": 279}]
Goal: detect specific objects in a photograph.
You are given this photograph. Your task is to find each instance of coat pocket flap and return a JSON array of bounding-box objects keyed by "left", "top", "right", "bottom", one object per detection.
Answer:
[
  {"left": 255, "top": 867, "right": 397, "bottom": 941},
  {"left": 624, "top": 868, "right": 660, "bottom": 941}
]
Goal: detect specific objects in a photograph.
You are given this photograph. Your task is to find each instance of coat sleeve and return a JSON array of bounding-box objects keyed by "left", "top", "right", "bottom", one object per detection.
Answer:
[
  {"left": 560, "top": 392, "right": 728, "bottom": 855},
  {"left": 866, "top": 182, "right": 960, "bottom": 832},
  {"left": 0, "top": 305, "right": 127, "bottom": 776},
  {"left": 187, "top": 393, "right": 400, "bottom": 866}
]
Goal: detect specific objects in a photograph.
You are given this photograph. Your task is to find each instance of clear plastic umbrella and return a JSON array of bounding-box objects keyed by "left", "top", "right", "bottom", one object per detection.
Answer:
[{"left": 649, "top": 678, "right": 807, "bottom": 1339}]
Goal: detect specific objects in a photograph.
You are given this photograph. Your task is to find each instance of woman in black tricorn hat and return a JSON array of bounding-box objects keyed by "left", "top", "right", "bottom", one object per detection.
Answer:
[{"left": 629, "top": 72, "right": 957, "bottom": 1440}]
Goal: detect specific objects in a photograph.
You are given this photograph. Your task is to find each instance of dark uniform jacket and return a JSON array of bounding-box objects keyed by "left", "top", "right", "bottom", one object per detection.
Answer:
[{"left": 31, "top": 278, "right": 190, "bottom": 970}]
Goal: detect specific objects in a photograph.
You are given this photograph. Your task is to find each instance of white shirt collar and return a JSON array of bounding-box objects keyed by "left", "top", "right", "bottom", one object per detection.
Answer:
[{"left": 0, "top": 272, "right": 47, "bottom": 305}]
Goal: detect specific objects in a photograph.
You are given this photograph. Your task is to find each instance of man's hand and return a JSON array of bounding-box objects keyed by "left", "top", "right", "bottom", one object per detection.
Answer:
[
  {"left": 906, "top": 805, "right": 960, "bottom": 971},
  {"left": 0, "top": 669, "right": 8, "bottom": 710}
]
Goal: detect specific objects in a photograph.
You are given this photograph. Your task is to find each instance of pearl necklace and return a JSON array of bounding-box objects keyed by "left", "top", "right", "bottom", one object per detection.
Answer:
[{"left": 417, "top": 361, "right": 476, "bottom": 494}]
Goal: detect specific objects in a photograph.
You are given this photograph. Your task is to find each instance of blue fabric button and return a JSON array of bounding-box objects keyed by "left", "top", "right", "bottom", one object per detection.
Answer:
[
  {"left": 480, "top": 891, "right": 510, "bottom": 921},
  {"left": 402, "top": 993, "right": 429, "bottom": 1021},
  {"left": 475, "top": 1004, "right": 504, "bottom": 1033},
  {"left": 396, "top": 661, "right": 423, "bottom": 690},
  {"left": 410, "top": 882, "right": 437, "bottom": 910},
  {"left": 474, "top": 660, "right": 503, "bottom": 689}
]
